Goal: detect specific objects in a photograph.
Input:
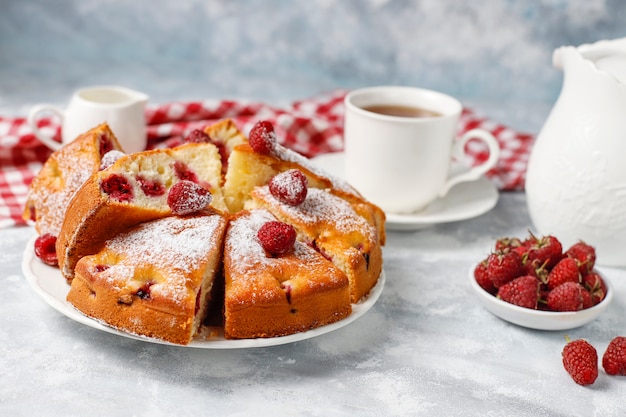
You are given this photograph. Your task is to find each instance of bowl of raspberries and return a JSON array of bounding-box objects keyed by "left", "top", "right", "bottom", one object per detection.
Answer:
[{"left": 470, "top": 232, "right": 613, "bottom": 330}]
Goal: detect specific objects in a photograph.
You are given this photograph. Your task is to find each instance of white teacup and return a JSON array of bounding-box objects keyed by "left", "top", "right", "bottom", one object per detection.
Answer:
[
  {"left": 344, "top": 86, "right": 500, "bottom": 214},
  {"left": 27, "top": 85, "right": 149, "bottom": 154}
]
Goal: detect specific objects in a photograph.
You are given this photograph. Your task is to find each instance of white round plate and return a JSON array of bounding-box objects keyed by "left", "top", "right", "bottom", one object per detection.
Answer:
[
  {"left": 22, "top": 237, "right": 385, "bottom": 349},
  {"left": 310, "top": 152, "right": 499, "bottom": 231},
  {"left": 468, "top": 264, "right": 614, "bottom": 331}
]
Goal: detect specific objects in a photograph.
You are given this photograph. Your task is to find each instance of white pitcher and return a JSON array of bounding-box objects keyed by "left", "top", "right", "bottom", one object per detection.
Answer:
[
  {"left": 526, "top": 37, "right": 626, "bottom": 266},
  {"left": 28, "top": 85, "right": 149, "bottom": 154}
]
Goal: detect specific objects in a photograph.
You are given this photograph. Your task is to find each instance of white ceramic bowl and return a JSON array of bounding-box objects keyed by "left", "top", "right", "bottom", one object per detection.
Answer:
[{"left": 468, "top": 265, "right": 614, "bottom": 331}]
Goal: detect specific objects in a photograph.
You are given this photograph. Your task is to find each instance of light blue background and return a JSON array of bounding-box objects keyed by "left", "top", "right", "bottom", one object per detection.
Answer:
[{"left": 1, "top": 0, "right": 625, "bottom": 131}]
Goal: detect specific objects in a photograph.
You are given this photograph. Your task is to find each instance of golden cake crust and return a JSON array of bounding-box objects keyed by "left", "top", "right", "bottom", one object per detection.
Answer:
[
  {"left": 223, "top": 209, "right": 352, "bottom": 339},
  {"left": 67, "top": 213, "right": 227, "bottom": 345},
  {"left": 23, "top": 123, "right": 123, "bottom": 236}
]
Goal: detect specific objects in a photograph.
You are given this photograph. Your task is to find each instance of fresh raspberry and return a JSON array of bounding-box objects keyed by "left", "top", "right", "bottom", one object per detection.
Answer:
[
  {"left": 34, "top": 233, "right": 58, "bottom": 266},
  {"left": 562, "top": 337, "right": 598, "bottom": 385},
  {"left": 526, "top": 233, "right": 563, "bottom": 269},
  {"left": 167, "top": 180, "right": 212, "bottom": 215},
  {"left": 474, "top": 258, "right": 496, "bottom": 294},
  {"left": 566, "top": 241, "right": 596, "bottom": 275},
  {"left": 100, "top": 174, "right": 133, "bottom": 202},
  {"left": 268, "top": 169, "right": 308, "bottom": 206},
  {"left": 546, "top": 282, "right": 586, "bottom": 311},
  {"left": 184, "top": 129, "right": 212, "bottom": 143},
  {"left": 497, "top": 275, "right": 540, "bottom": 309},
  {"left": 136, "top": 175, "right": 166, "bottom": 197},
  {"left": 99, "top": 150, "right": 125, "bottom": 170},
  {"left": 582, "top": 271, "right": 607, "bottom": 305},
  {"left": 486, "top": 250, "right": 523, "bottom": 288},
  {"left": 248, "top": 120, "right": 276, "bottom": 155},
  {"left": 257, "top": 221, "right": 296, "bottom": 256},
  {"left": 546, "top": 257, "right": 581, "bottom": 290},
  {"left": 602, "top": 336, "right": 626, "bottom": 376}
]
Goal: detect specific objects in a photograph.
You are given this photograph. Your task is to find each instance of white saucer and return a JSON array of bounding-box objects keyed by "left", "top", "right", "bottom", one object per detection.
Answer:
[{"left": 310, "top": 152, "right": 499, "bottom": 231}]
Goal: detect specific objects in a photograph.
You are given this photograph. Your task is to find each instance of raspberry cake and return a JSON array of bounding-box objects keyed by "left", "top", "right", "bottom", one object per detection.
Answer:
[
  {"left": 23, "top": 123, "right": 124, "bottom": 237},
  {"left": 68, "top": 213, "right": 227, "bottom": 345},
  {"left": 223, "top": 209, "right": 351, "bottom": 339},
  {"left": 26, "top": 118, "right": 385, "bottom": 344},
  {"left": 56, "top": 142, "right": 226, "bottom": 282}
]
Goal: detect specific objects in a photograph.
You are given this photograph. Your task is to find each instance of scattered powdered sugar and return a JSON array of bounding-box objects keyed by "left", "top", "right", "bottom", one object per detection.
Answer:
[
  {"left": 103, "top": 215, "right": 223, "bottom": 302},
  {"left": 99, "top": 150, "right": 126, "bottom": 170},
  {"left": 31, "top": 151, "right": 99, "bottom": 236},
  {"left": 226, "top": 209, "right": 276, "bottom": 271},
  {"left": 256, "top": 186, "right": 374, "bottom": 239},
  {"left": 272, "top": 143, "right": 358, "bottom": 196}
]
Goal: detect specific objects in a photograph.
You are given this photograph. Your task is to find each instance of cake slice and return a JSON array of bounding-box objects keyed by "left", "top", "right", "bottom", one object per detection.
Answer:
[
  {"left": 223, "top": 209, "right": 351, "bottom": 339},
  {"left": 56, "top": 142, "right": 225, "bottom": 282},
  {"left": 250, "top": 186, "right": 383, "bottom": 303},
  {"left": 67, "top": 213, "right": 227, "bottom": 345},
  {"left": 221, "top": 121, "right": 385, "bottom": 245},
  {"left": 23, "top": 123, "right": 124, "bottom": 237}
]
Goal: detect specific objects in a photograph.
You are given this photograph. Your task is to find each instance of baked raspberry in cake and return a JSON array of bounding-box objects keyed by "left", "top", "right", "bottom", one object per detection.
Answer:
[
  {"left": 223, "top": 209, "right": 351, "bottom": 339},
  {"left": 56, "top": 142, "right": 226, "bottom": 282},
  {"left": 250, "top": 185, "right": 383, "bottom": 303},
  {"left": 67, "top": 213, "right": 227, "bottom": 345},
  {"left": 23, "top": 123, "right": 124, "bottom": 237}
]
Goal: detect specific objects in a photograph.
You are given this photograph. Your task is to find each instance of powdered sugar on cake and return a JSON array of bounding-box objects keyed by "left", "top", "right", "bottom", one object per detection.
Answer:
[
  {"left": 272, "top": 143, "right": 358, "bottom": 196},
  {"left": 255, "top": 185, "right": 375, "bottom": 239},
  {"left": 101, "top": 215, "right": 223, "bottom": 303}
]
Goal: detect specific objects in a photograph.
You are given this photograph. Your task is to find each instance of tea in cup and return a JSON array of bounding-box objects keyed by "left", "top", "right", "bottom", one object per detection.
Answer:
[
  {"left": 27, "top": 85, "right": 149, "bottom": 154},
  {"left": 344, "top": 86, "right": 500, "bottom": 214}
]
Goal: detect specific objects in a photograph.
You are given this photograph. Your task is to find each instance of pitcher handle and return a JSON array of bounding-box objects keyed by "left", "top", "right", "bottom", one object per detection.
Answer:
[
  {"left": 438, "top": 129, "right": 500, "bottom": 198},
  {"left": 27, "top": 104, "right": 64, "bottom": 151}
]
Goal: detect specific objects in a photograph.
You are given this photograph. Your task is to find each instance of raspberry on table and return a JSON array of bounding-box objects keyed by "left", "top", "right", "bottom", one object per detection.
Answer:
[
  {"left": 562, "top": 336, "right": 598, "bottom": 385},
  {"left": 167, "top": 180, "right": 212, "bottom": 215},
  {"left": 34, "top": 233, "right": 58, "bottom": 266},
  {"left": 268, "top": 169, "right": 308, "bottom": 206},
  {"left": 602, "top": 336, "right": 626, "bottom": 376},
  {"left": 257, "top": 221, "right": 296, "bottom": 257},
  {"left": 248, "top": 120, "right": 277, "bottom": 155}
]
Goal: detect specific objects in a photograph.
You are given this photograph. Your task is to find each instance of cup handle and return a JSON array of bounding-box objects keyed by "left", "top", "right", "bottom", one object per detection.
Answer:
[
  {"left": 438, "top": 128, "right": 500, "bottom": 197},
  {"left": 27, "top": 104, "right": 64, "bottom": 151}
]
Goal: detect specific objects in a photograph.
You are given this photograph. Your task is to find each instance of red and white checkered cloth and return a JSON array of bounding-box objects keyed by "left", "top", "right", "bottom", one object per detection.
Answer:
[{"left": 0, "top": 89, "right": 533, "bottom": 229}]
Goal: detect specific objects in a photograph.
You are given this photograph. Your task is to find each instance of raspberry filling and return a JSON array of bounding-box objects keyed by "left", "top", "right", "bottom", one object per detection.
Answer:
[
  {"left": 135, "top": 280, "right": 155, "bottom": 299},
  {"left": 98, "top": 133, "right": 114, "bottom": 158},
  {"left": 136, "top": 175, "right": 166, "bottom": 197},
  {"left": 100, "top": 174, "right": 134, "bottom": 202},
  {"left": 173, "top": 161, "right": 198, "bottom": 183}
]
